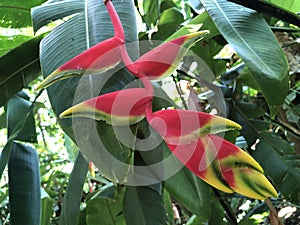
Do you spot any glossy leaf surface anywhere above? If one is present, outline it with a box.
[201,0,289,117]
[8,142,41,225]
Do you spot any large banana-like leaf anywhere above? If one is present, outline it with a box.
[32,0,138,182]
[200,0,289,118]
[31,0,84,32]
[0,36,43,106]
[8,142,41,225]
[0,92,36,179]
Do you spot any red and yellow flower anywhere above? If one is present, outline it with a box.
[38,0,278,200]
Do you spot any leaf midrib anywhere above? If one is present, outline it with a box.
[209,0,278,79]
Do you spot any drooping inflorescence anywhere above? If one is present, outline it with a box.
[38,0,277,200]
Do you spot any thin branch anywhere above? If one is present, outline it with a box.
[265,198,284,225]
[213,189,238,225]
[172,74,188,110]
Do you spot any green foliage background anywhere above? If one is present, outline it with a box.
[0,0,299,224]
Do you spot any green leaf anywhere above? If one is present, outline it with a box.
[31,0,84,32]
[166,11,219,41]
[8,142,41,225]
[192,38,226,77]
[164,166,213,219]
[85,184,126,225]
[6,91,37,143]
[0,35,43,106]
[123,185,167,225]
[200,0,289,117]
[0,110,5,128]
[259,131,294,154]
[163,190,174,225]
[208,201,227,225]
[0,92,36,179]
[152,7,184,40]
[0,35,33,57]
[41,194,54,225]
[59,152,88,225]
[228,0,300,27]
[143,0,160,26]
[229,101,300,202]
[0,0,46,28]
[64,134,79,162]
[253,139,300,202]
[234,101,264,119]
[267,0,300,13]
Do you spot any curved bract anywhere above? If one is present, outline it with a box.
[116,0,209,80]
[43,0,278,200]
[148,109,241,145]
[37,0,208,89]
[59,88,152,125]
[166,135,278,200]
[36,1,125,90]
[123,31,209,79]
[37,37,123,89]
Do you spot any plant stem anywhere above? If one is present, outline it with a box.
[213,189,238,225]
[172,74,188,110]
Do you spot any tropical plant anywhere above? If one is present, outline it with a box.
[0,0,299,224]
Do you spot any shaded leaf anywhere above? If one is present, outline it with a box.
[253,139,300,202]
[152,7,184,40]
[0,92,36,179]
[8,142,41,225]
[164,165,213,219]
[41,195,54,225]
[31,0,84,32]
[229,101,300,202]
[6,92,37,143]
[143,0,160,26]
[85,184,126,225]
[0,35,43,106]
[123,185,167,225]
[59,152,88,225]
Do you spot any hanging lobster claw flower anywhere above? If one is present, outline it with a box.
[123,31,209,80]
[37,0,125,90]
[59,88,152,125]
[166,135,278,200]
[147,109,242,145]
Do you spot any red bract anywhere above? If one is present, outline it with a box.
[42,0,278,200]
[166,135,278,200]
[59,88,152,125]
[37,1,124,90]
[147,109,241,145]
[122,31,209,80]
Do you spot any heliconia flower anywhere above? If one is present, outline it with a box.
[166,134,278,199]
[122,31,209,80]
[36,0,125,90]
[147,109,242,145]
[59,88,152,125]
